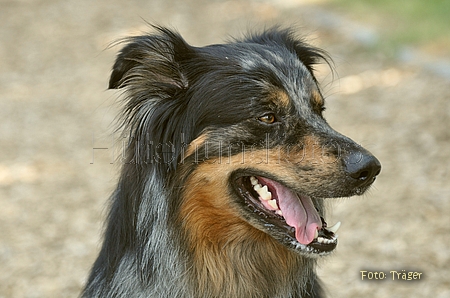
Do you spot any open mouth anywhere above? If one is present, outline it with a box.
[234,175,341,256]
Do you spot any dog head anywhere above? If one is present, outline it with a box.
[109,26,381,257]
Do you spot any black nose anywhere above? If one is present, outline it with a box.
[345,151,381,187]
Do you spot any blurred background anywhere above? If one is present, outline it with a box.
[1,0,449,297]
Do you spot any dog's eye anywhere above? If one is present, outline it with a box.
[258,113,276,124]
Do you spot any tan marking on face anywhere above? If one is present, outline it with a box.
[290,135,339,165]
[277,90,290,107]
[269,89,290,107]
[311,89,324,107]
[179,139,340,247]
[183,133,208,159]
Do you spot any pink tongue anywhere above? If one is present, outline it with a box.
[258,178,322,245]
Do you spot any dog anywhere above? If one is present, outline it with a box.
[82,26,381,298]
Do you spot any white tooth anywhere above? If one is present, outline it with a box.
[314,229,319,239]
[253,184,262,191]
[250,176,258,185]
[317,237,332,244]
[260,191,272,201]
[275,210,283,216]
[326,221,341,233]
[267,199,278,210]
[259,186,272,201]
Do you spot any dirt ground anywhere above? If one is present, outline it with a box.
[1,0,449,297]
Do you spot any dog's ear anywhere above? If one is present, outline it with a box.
[243,27,333,77]
[108,26,192,95]
[109,27,198,169]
